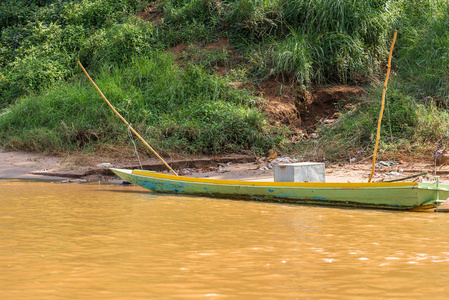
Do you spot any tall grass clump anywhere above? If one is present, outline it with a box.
[269,31,312,86]
[282,0,395,45]
[226,0,284,45]
[228,0,399,86]
[396,0,449,102]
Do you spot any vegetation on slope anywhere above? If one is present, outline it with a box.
[0,0,449,160]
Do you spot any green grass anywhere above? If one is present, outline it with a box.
[1,0,449,159]
[0,54,284,155]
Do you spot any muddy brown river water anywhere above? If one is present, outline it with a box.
[1,180,449,299]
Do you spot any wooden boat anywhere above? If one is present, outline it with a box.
[81,35,449,211]
[111,168,449,210]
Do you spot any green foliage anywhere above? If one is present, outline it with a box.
[164,0,222,24]
[0,0,41,28]
[175,43,233,72]
[0,81,118,152]
[396,0,449,102]
[0,55,283,154]
[1,0,449,158]
[226,0,283,44]
[270,31,312,86]
[0,22,83,106]
[79,19,161,71]
[312,32,377,84]
[61,0,143,28]
[162,0,225,45]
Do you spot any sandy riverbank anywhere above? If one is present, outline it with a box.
[0,151,68,180]
[2,150,448,184]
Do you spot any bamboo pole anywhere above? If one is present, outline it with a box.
[77,61,178,176]
[368,30,397,183]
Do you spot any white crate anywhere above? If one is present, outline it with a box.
[274,162,325,182]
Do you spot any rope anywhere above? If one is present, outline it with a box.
[127,125,143,170]
[77,61,178,176]
[433,133,449,175]
[434,134,449,159]
[385,89,395,162]
[434,144,446,162]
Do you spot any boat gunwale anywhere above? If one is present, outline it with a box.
[119,169,422,189]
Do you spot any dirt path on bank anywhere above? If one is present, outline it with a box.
[2,150,449,184]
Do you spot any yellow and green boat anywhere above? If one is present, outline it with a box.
[111,168,449,210]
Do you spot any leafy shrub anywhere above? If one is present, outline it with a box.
[0,0,147,106]
[61,0,145,28]
[79,20,160,71]
[0,22,84,106]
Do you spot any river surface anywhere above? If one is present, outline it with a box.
[1,180,449,299]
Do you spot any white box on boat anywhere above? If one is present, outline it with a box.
[274,162,325,182]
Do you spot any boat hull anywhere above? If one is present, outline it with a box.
[111,169,449,210]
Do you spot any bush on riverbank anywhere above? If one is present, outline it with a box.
[1,0,449,159]
[302,82,449,160]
